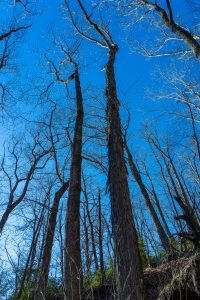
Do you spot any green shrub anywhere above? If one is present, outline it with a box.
[137,238,149,269]
[9,278,63,300]
[86,269,102,288]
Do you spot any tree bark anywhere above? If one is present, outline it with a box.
[84,191,99,272]
[98,190,105,283]
[83,205,91,284]
[105,46,145,300]
[64,65,84,300]
[65,1,145,297]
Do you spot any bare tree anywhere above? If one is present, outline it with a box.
[0,133,52,234]
[82,174,99,273]
[145,128,200,248]
[62,53,84,300]
[0,1,34,107]
[116,0,200,59]
[124,138,171,252]
[17,196,47,299]
[65,1,145,298]
[39,41,84,298]
[34,181,69,300]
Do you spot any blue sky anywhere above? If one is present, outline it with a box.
[14,0,197,132]
[14,0,163,137]
[0,0,198,200]
[1,0,199,179]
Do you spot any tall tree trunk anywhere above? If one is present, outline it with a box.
[155,149,186,237]
[83,205,91,284]
[64,65,84,300]
[84,190,99,272]
[144,166,172,238]
[82,175,99,272]
[98,190,105,283]
[34,182,69,300]
[167,151,195,212]
[86,204,99,272]
[0,206,13,234]
[151,183,172,239]
[124,142,171,253]
[65,1,145,297]
[105,46,145,300]
[17,206,45,299]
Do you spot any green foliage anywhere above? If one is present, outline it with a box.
[137,238,149,269]
[170,236,194,252]
[8,278,63,300]
[105,257,114,280]
[86,269,103,288]
[84,258,115,289]
[45,278,63,299]
[9,284,34,300]
[105,265,114,280]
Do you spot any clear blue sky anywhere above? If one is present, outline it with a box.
[15,0,197,130]
[15,0,169,138]
[1,0,199,161]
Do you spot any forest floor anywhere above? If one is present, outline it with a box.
[84,250,200,300]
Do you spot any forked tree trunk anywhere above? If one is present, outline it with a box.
[124,142,171,253]
[105,46,145,300]
[34,182,69,300]
[64,65,84,300]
